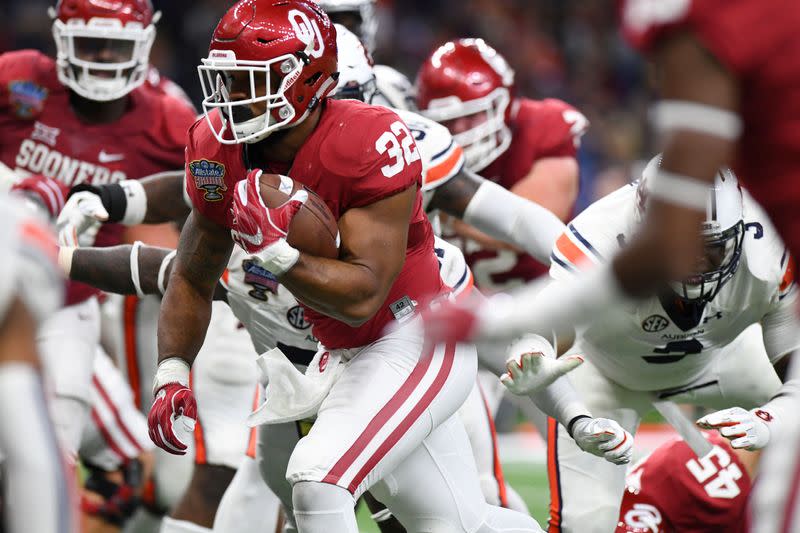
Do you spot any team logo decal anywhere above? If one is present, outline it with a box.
[30,121,60,147]
[318,351,329,372]
[286,305,311,330]
[642,314,669,332]
[189,159,227,201]
[8,80,48,119]
[242,259,279,301]
[289,9,324,59]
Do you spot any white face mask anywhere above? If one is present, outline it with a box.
[421,87,512,172]
[197,50,306,145]
[52,15,156,102]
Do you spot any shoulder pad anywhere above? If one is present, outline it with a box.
[393,109,464,192]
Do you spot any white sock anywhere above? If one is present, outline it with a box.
[159,516,211,533]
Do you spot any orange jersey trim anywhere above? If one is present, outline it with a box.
[424,145,464,187]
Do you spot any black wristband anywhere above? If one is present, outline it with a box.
[567,415,592,438]
[69,182,128,223]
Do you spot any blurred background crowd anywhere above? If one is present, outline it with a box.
[2,0,654,211]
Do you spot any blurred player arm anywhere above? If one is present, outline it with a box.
[157,210,233,365]
[280,186,415,327]
[613,32,740,297]
[427,167,565,263]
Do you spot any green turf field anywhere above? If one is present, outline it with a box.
[355,462,550,532]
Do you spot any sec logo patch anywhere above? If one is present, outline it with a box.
[642,314,669,332]
[286,305,311,330]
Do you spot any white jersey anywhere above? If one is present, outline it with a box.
[392,108,465,211]
[223,247,319,361]
[550,184,800,391]
[372,64,415,111]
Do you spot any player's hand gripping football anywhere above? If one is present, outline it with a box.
[697,406,777,450]
[500,334,584,395]
[230,169,307,275]
[571,417,633,465]
[56,188,108,247]
[147,358,197,455]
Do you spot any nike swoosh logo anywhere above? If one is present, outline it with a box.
[234,227,263,247]
[98,150,125,163]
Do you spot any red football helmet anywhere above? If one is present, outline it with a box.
[416,38,515,172]
[198,0,339,145]
[50,0,158,101]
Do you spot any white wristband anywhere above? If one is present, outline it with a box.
[119,180,148,226]
[651,100,743,141]
[157,250,177,295]
[130,241,145,298]
[648,170,710,211]
[152,357,190,396]
[58,246,75,277]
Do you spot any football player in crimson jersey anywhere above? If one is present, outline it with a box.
[615,432,756,533]
[0,0,196,474]
[416,38,589,292]
[148,1,542,531]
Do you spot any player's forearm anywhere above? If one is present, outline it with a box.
[474,266,628,342]
[529,374,592,429]
[281,254,395,327]
[65,244,174,295]
[463,180,565,263]
[157,273,213,366]
[140,171,191,223]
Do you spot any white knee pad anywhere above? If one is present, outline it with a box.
[292,481,358,533]
[159,516,211,533]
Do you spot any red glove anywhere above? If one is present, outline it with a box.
[230,169,306,253]
[147,382,197,456]
[10,174,69,218]
[421,298,479,347]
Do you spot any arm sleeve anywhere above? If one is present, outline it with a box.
[463,179,566,263]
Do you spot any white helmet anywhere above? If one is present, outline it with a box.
[637,154,745,302]
[331,24,377,103]
[317,0,378,52]
[50,0,159,102]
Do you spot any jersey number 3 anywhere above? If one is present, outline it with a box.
[376,120,421,178]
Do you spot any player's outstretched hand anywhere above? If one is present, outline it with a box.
[148,382,197,455]
[56,189,108,247]
[572,417,633,465]
[697,406,776,450]
[421,297,479,347]
[230,169,306,275]
[501,334,583,395]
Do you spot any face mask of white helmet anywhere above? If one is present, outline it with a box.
[637,156,745,303]
[50,9,158,102]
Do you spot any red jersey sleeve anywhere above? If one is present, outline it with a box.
[184,114,241,228]
[522,98,588,159]
[320,105,424,209]
[0,50,55,116]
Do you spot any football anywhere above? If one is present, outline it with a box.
[257,172,340,259]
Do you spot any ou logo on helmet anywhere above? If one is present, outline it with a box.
[289,9,325,59]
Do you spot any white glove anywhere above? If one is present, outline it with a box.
[571,417,633,465]
[56,191,108,247]
[500,334,584,395]
[696,406,777,450]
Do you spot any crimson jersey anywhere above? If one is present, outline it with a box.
[185,98,443,349]
[448,97,586,292]
[620,0,800,276]
[0,49,196,304]
[616,432,751,533]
